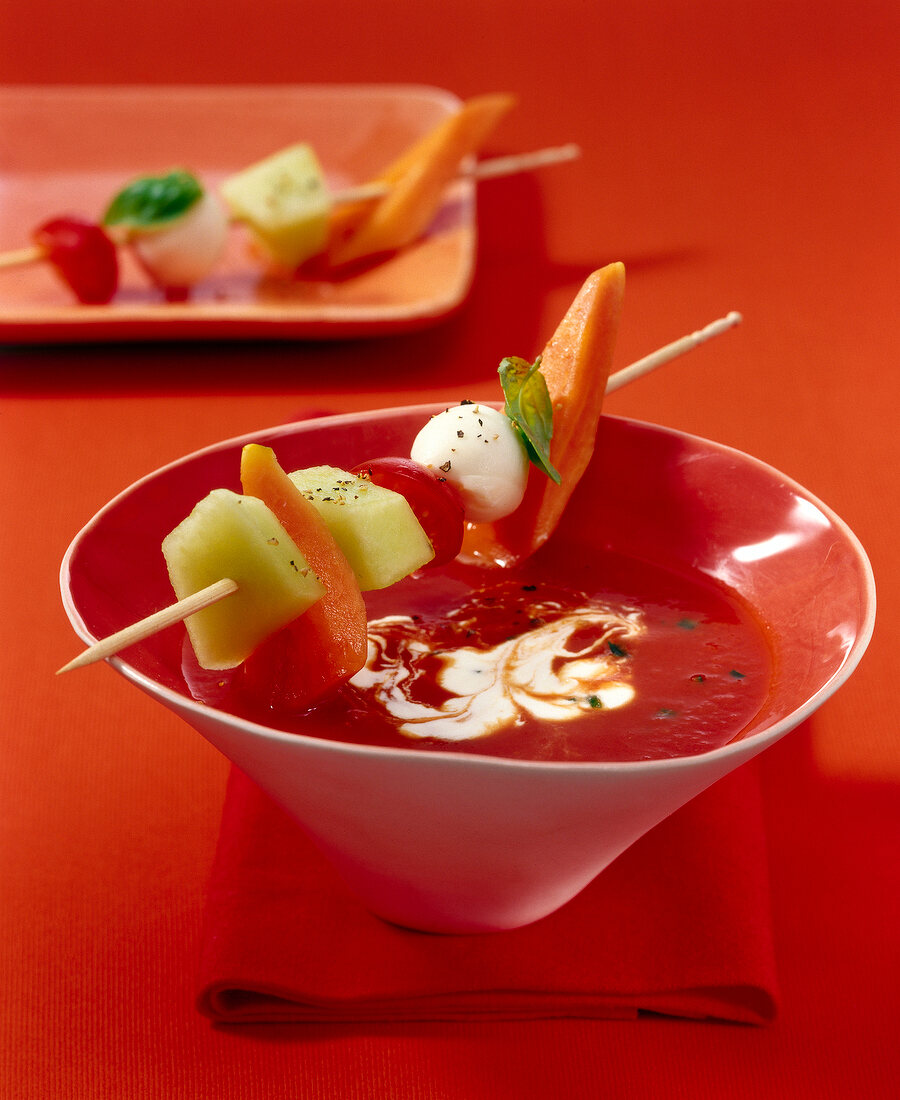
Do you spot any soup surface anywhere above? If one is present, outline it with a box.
[198,540,773,763]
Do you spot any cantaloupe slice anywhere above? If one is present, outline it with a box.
[463,262,626,565]
[326,93,516,267]
[238,444,368,710]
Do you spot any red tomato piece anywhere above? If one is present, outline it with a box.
[32,216,119,304]
[351,457,465,567]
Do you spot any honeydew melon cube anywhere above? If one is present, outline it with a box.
[161,488,325,670]
[288,465,434,591]
[220,143,332,268]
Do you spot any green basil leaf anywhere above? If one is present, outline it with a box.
[498,354,561,484]
[103,170,203,231]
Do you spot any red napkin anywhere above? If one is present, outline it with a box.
[197,761,778,1026]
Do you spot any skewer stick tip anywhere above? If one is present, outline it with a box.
[56,577,238,675]
[606,310,744,394]
[0,244,45,270]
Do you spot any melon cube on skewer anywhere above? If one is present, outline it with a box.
[288,465,434,591]
[161,489,325,670]
[220,143,332,269]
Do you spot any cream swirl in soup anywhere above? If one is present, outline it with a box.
[352,603,642,742]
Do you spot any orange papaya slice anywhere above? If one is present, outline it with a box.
[327,93,516,268]
[464,262,626,565]
[238,444,368,711]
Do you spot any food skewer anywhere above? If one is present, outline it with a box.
[0,144,581,275]
[56,310,741,676]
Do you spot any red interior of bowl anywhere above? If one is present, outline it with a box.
[62,411,874,741]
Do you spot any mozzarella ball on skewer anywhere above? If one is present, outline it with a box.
[131,190,229,290]
[410,403,530,523]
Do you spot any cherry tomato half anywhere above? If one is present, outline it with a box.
[351,457,465,567]
[32,216,119,305]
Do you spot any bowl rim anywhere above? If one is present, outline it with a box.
[59,407,877,775]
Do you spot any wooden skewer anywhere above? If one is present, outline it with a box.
[56,310,740,675]
[1,145,581,272]
[57,577,238,675]
[464,143,581,181]
[605,311,742,393]
[0,245,43,269]
[336,143,581,203]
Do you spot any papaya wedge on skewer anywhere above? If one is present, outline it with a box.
[238,444,369,711]
[463,262,626,566]
[326,93,516,268]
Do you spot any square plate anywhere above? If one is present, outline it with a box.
[0,84,475,343]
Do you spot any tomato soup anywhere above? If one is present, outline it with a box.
[207,540,774,763]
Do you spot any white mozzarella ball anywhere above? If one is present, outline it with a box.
[411,403,529,523]
[132,190,229,289]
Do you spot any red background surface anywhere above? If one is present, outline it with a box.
[1,1,897,1096]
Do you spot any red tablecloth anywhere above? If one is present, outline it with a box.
[1,0,897,1096]
[197,765,777,1026]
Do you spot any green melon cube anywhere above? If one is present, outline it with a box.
[220,143,332,268]
[288,465,434,591]
[161,488,325,669]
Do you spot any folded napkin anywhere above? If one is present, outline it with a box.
[197,761,778,1026]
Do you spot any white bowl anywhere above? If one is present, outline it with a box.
[60,408,875,932]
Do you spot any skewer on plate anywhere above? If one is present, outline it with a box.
[56,310,742,675]
[0,144,581,280]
